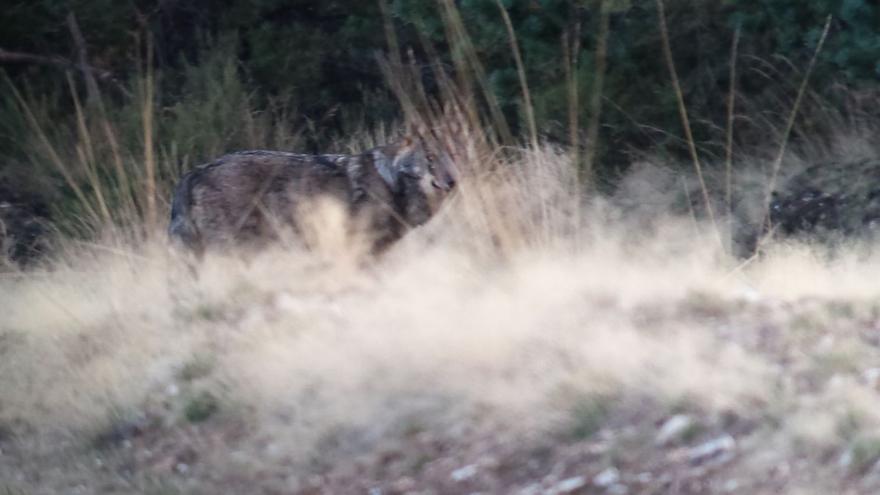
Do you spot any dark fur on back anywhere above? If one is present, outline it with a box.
[168,139,456,256]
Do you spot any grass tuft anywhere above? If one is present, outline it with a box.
[183,392,219,423]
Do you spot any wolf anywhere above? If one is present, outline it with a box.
[167,135,457,257]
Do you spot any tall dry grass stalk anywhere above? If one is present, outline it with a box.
[68,73,112,226]
[762,16,833,221]
[737,16,832,260]
[561,11,581,174]
[583,0,610,186]
[725,26,741,253]
[5,78,101,228]
[377,0,402,69]
[725,27,740,224]
[654,0,719,247]
[141,36,158,232]
[436,0,513,145]
[494,0,538,150]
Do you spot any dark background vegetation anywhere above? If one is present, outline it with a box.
[0,0,879,241]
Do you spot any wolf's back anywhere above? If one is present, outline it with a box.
[167,151,360,253]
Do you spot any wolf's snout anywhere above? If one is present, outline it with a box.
[432,177,456,192]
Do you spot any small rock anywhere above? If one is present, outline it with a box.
[688,435,736,465]
[265,443,282,457]
[839,449,854,469]
[554,476,587,493]
[166,383,180,397]
[863,368,880,389]
[368,489,383,495]
[175,462,189,474]
[735,286,761,303]
[452,464,478,482]
[635,472,652,484]
[723,479,740,492]
[593,467,620,487]
[391,477,415,492]
[818,335,835,351]
[608,484,628,495]
[656,415,694,446]
[518,483,541,495]
[772,462,791,479]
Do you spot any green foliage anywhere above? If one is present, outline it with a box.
[568,393,613,440]
[2,0,880,231]
[849,435,880,474]
[1,42,302,236]
[177,354,215,382]
[728,0,880,83]
[3,1,879,151]
[183,391,219,423]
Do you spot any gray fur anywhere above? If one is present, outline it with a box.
[167,139,456,256]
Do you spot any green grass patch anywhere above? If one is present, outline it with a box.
[177,354,215,382]
[568,394,614,441]
[183,391,219,423]
[849,436,880,474]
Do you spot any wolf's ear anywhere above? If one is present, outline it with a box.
[394,147,423,177]
[372,151,399,188]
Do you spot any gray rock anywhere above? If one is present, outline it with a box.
[451,464,478,482]
[688,435,736,465]
[656,415,695,446]
[609,484,628,495]
[518,483,542,495]
[593,467,620,487]
[553,476,588,493]
[863,368,880,389]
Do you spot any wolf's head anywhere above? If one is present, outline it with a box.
[372,133,459,223]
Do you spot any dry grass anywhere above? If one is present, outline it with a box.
[4,4,880,491]
[3,144,880,493]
